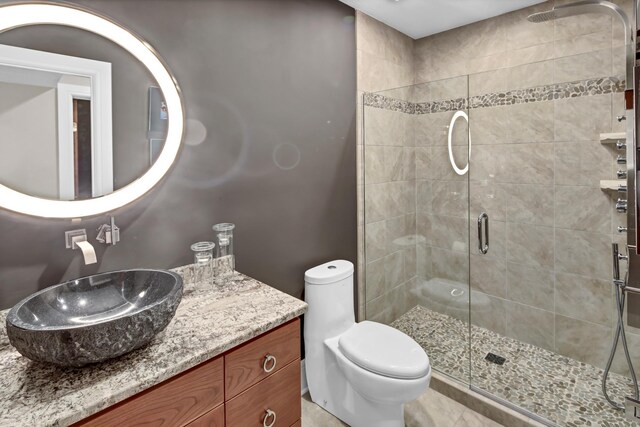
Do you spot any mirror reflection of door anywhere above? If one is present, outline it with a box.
[0,43,113,200]
[58,75,93,200]
[73,98,92,200]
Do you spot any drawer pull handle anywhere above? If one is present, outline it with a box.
[263,409,277,427]
[263,354,277,373]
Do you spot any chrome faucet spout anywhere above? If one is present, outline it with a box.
[74,239,97,265]
[65,229,97,265]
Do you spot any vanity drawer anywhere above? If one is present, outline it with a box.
[225,359,301,427]
[76,357,224,427]
[290,420,301,427]
[186,404,225,427]
[225,318,300,399]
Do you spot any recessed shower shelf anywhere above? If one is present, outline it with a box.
[600,132,626,144]
[600,179,627,192]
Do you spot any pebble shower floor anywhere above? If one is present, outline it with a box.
[392,306,637,427]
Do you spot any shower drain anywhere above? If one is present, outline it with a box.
[485,352,506,365]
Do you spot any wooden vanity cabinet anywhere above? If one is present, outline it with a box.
[185,404,225,427]
[75,318,301,427]
[225,318,300,399]
[226,359,300,427]
[75,357,224,427]
[224,318,301,427]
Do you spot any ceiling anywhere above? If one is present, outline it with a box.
[339,0,547,39]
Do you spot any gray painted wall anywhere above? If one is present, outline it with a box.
[0,0,357,309]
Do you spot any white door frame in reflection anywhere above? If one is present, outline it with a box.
[0,3,184,218]
[57,79,98,199]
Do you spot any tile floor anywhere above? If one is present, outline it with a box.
[301,389,503,427]
[392,305,638,427]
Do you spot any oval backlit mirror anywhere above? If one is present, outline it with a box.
[0,2,184,218]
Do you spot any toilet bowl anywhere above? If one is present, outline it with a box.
[304,260,431,427]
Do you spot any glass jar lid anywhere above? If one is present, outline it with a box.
[212,223,235,232]
[190,241,215,252]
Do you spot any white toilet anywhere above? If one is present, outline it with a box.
[304,260,431,427]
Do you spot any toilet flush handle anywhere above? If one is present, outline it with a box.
[263,354,277,373]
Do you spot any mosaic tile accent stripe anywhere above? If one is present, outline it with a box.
[364,76,625,115]
[392,305,638,427]
[467,76,625,110]
[363,92,415,114]
[415,97,467,114]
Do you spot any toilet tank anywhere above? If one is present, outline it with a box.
[304,260,355,342]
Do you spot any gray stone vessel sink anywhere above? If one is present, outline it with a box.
[6,269,183,367]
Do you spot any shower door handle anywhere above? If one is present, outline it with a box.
[477,213,489,254]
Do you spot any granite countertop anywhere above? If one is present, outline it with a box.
[0,266,308,427]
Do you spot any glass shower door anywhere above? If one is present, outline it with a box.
[466,47,634,426]
[465,62,560,422]
[409,75,472,384]
[362,75,472,386]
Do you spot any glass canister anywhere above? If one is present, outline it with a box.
[190,241,215,286]
[212,223,235,269]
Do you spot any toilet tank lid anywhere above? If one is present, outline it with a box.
[305,260,354,285]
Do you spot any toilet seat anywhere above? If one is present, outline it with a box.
[338,321,429,380]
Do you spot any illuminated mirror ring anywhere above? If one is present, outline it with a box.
[0,3,184,218]
[447,110,470,176]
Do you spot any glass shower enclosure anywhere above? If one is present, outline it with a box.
[363,48,636,426]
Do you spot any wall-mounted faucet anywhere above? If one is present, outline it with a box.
[64,229,97,265]
[97,217,120,246]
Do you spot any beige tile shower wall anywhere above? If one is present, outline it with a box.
[363,106,417,324]
[410,77,472,330]
[413,0,630,85]
[356,12,414,93]
[356,11,415,321]
[411,0,636,374]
